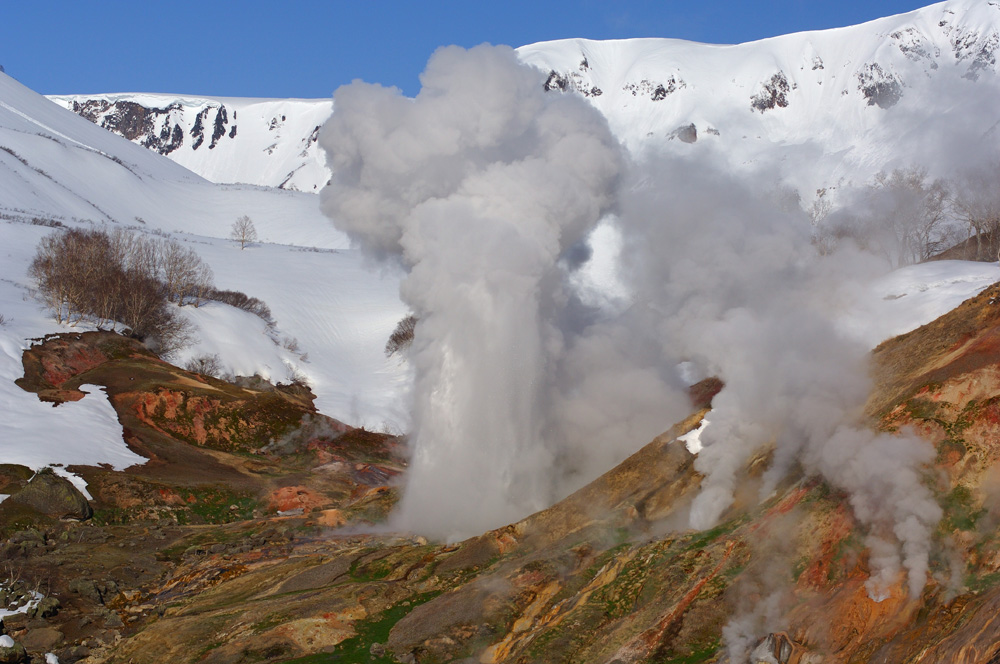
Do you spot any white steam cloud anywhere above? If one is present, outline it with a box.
[320,44,942,599]
[320,44,627,538]
[603,158,941,599]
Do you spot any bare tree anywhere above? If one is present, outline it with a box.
[28,228,115,325]
[134,237,215,306]
[28,233,69,324]
[110,228,158,275]
[950,162,1000,261]
[158,240,198,304]
[868,168,949,266]
[813,169,953,267]
[189,262,215,307]
[231,215,258,250]
[820,168,949,267]
[27,227,195,357]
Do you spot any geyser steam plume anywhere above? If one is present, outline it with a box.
[320,43,942,600]
[320,44,623,538]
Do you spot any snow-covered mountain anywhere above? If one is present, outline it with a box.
[519,0,1000,196]
[48,94,332,191]
[52,0,1000,202]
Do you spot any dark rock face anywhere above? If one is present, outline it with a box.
[857,63,903,109]
[191,108,208,150]
[952,29,1000,80]
[669,123,698,143]
[101,101,152,141]
[751,72,791,112]
[544,71,568,92]
[543,70,602,97]
[69,99,232,155]
[623,76,684,101]
[159,122,184,155]
[210,106,228,149]
[891,27,938,64]
[7,468,92,520]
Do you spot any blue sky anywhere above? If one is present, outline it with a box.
[4,1,936,98]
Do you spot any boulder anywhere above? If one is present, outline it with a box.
[18,625,62,652]
[68,579,117,606]
[7,469,91,520]
[0,636,27,664]
[26,597,60,619]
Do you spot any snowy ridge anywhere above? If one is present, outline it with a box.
[49,0,1000,202]
[517,0,1000,195]
[49,93,332,192]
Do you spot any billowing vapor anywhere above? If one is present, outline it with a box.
[320,45,943,603]
[320,44,625,538]
[604,159,941,600]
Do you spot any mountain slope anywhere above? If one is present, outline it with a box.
[48,94,332,192]
[0,70,407,437]
[21,280,1000,664]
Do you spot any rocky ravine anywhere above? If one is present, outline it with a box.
[7,283,1000,663]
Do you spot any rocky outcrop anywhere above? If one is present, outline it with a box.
[544,70,603,97]
[669,123,698,143]
[951,26,1000,80]
[622,76,685,100]
[70,99,232,156]
[857,62,903,108]
[751,72,791,112]
[16,332,155,403]
[54,94,332,191]
[7,467,91,520]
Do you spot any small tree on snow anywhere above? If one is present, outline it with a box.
[231,215,258,250]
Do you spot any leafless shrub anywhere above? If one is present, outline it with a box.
[284,367,309,387]
[30,217,63,228]
[385,314,417,357]
[206,288,274,324]
[185,353,223,378]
